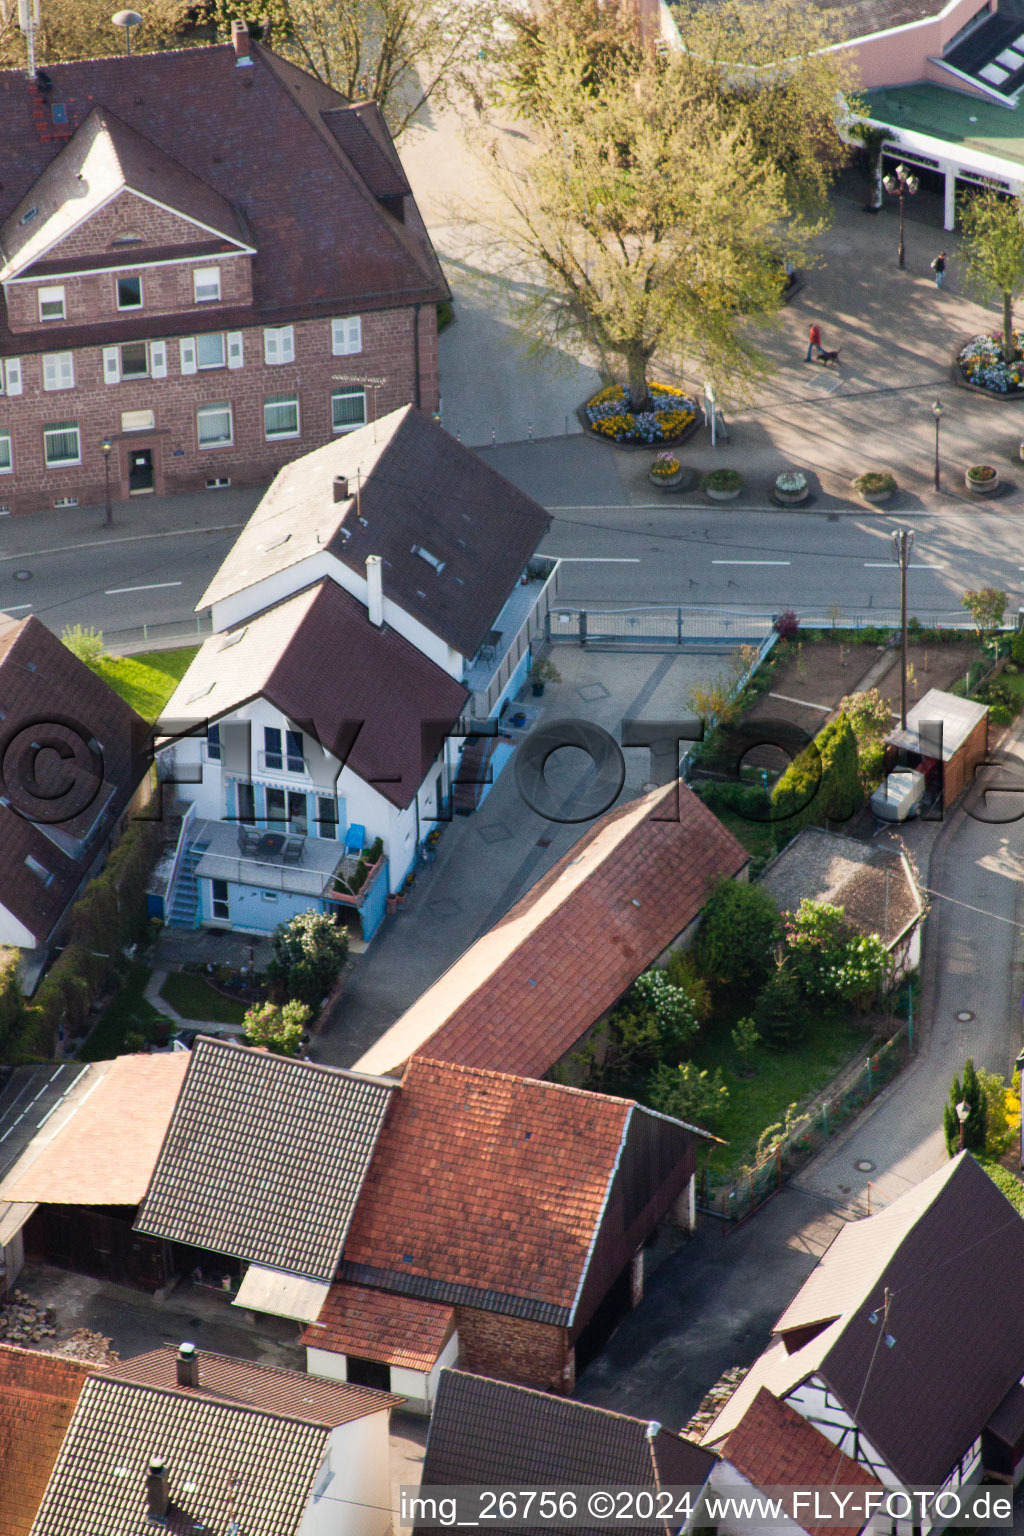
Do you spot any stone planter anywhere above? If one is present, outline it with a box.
[649,470,683,490]
[966,466,1000,495]
[860,488,893,506]
[774,473,809,506]
[705,485,742,502]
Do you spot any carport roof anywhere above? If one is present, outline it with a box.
[862,84,1024,169]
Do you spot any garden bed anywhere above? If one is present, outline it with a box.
[579,381,701,448]
[955,333,1024,397]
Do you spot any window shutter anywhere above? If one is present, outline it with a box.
[280,325,295,363]
[4,358,21,396]
[149,339,168,379]
[263,328,279,365]
[179,337,197,375]
[331,316,362,355]
[227,331,244,370]
[103,346,121,385]
[43,355,57,391]
[346,316,362,353]
[61,354,74,388]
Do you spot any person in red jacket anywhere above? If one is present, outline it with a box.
[806,322,824,362]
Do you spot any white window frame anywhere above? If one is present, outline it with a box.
[264,392,300,440]
[263,325,295,366]
[0,430,11,475]
[196,332,226,371]
[43,419,81,467]
[116,273,143,311]
[196,401,233,449]
[121,409,155,433]
[119,339,149,380]
[193,266,221,303]
[38,285,66,322]
[331,316,362,355]
[332,387,366,433]
[42,351,74,392]
[3,359,22,396]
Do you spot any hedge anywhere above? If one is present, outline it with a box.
[770,713,861,844]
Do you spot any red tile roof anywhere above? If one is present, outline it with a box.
[356,782,748,1078]
[0,43,446,356]
[339,1059,632,1315]
[302,1283,455,1371]
[0,616,148,946]
[0,1343,95,1536]
[721,1390,879,1536]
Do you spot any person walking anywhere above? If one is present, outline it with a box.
[931,251,947,288]
[806,322,824,362]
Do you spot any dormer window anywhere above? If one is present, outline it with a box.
[38,286,65,322]
[25,854,53,886]
[116,275,142,310]
[193,266,221,304]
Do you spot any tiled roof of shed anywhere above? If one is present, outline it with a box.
[134,1038,396,1280]
[355,781,748,1079]
[0,1345,94,1536]
[302,1284,455,1371]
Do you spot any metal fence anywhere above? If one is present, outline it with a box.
[103,613,213,655]
[547,605,1006,649]
[703,1016,915,1226]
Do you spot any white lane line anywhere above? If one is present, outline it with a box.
[769,692,831,712]
[864,562,944,569]
[545,556,641,562]
[712,559,791,566]
[3,603,31,612]
[105,580,183,595]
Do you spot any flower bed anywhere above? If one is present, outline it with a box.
[958,332,1024,394]
[583,381,699,445]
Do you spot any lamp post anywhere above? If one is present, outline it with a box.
[882,163,919,270]
[931,400,943,492]
[956,1099,969,1152]
[101,437,113,527]
[891,528,914,729]
[111,9,142,54]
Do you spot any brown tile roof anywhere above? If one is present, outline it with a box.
[321,103,411,200]
[0,42,445,357]
[721,1389,879,1536]
[0,615,147,947]
[813,0,944,41]
[0,1343,94,1536]
[199,406,552,660]
[338,1059,632,1321]
[302,1283,455,1371]
[109,1344,401,1424]
[29,1375,331,1536]
[418,1370,716,1536]
[1,1055,189,1207]
[356,782,748,1078]
[759,830,922,948]
[135,1038,397,1281]
[162,578,468,810]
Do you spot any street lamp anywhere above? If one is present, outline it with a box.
[111,9,142,54]
[882,163,919,270]
[956,1099,970,1152]
[891,528,914,730]
[931,400,943,492]
[101,437,113,527]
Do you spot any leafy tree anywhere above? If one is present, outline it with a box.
[694,880,781,996]
[783,899,890,1011]
[0,0,195,66]
[266,911,348,1011]
[771,712,861,840]
[646,1060,729,1133]
[977,1067,1017,1157]
[731,1015,760,1075]
[661,949,712,1026]
[959,188,1024,363]
[243,998,311,1056]
[839,688,892,788]
[961,586,1007,637]
[943,1058,987,1156]
[209,0,499,136]
[61,625,106,666]
[499,0,639,118]
[592,968,699,1083]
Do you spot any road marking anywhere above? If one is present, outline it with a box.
[769,692,831,712]
[545,556,641,562]
[864,562,944,569]
[712,559,791,566]
[105,581,183,595]
[2,603,31,612]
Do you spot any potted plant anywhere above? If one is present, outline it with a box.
[774,470,808,506]
[530,657,561,696]
[966,463,1000,495]
[852,470,896,506]
[701,468,745,502]
[649,451,683,489]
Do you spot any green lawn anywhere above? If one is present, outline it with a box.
[690,1011,870,1176]
[91,646,199,721]
[160,971,247,1024]
[78,963,167,1061]
[713,808,776,868]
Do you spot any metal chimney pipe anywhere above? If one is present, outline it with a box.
[366,554,383,628]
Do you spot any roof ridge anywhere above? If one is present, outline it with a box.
[89,1371,340,1434]
[193,1034,399,1088]
[441,1368,667,1433]
[411,1056,635,1109]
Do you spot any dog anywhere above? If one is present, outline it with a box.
[818,347,841,368]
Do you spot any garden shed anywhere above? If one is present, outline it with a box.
[884,689,988,809]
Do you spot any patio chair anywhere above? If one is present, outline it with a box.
[237,826,260,856]
[344,823,366,855]
[282,835,305,866]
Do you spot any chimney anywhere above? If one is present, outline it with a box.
[366,554,383,628]
[333,474,349,503]
[146,1456,169,1523]
[231,19,252,64]
[175,1341,199,1389]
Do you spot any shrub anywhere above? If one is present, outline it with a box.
[267,911,348,1010]
[852,471,896,497]
[753,961,806,1047]
[701,468,745,493]
[1011,632,1024,666]
[661,949,712,1026]
[774,610,799,640]
[242,998,311,1056]
[943,1058,987,1156]
[367,836,384,864]
[977,1068,1016,1156]
[771,713,861,840]
[596,969,700,1083]
[962,587,1007,634]
[645,1061,729,1133]
[697,780,769,819]
[989,703,1014,726]
[60,624,107,665]
[694,880,781,995]
[975,679,1021,715]
[650,451,681,479]
[966,464,997,483]
[783,899,890,1011]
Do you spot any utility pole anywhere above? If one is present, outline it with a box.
[891,528,914,729]
[18,0,40,78]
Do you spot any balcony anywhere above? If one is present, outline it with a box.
[191,818,346,899]
[462,558,559,719]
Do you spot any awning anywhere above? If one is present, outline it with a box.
[0,1201,37,1248]
[232,1263,332,1322]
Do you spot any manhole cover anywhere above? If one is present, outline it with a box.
[855,1160,875,1173]
[12,569,31,581]
[477,822,511,844]
[956,1010,975,1022]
